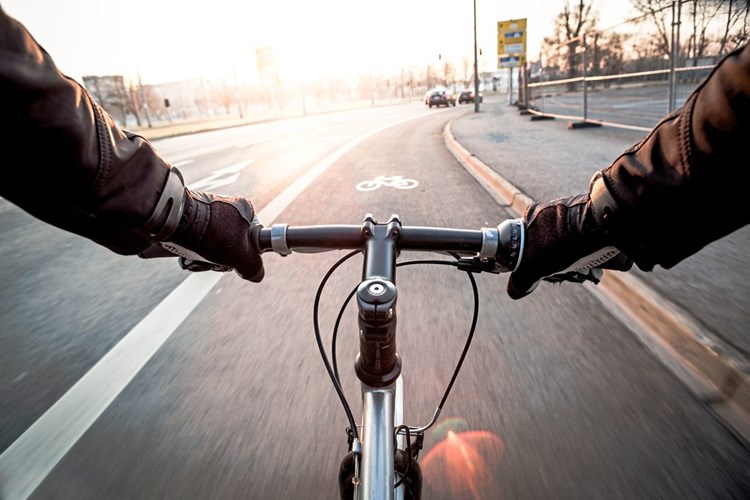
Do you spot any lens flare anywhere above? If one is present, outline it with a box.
[430,417,470,442]
[421,428,505,500]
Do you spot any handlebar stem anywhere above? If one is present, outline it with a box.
[355,214,402,387]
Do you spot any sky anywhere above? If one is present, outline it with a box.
[2,0,637,85]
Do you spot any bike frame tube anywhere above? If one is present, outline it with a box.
[357,383,396,500]
[395,376,405,500]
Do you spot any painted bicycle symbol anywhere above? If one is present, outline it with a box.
[355,175,419,191]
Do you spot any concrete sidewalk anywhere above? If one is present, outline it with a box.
[446,94,750,441]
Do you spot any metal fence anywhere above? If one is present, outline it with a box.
[522,0,748,131]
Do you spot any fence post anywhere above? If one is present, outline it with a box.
[669,1,677,112]
[582,32,588,122]
[668,0,682,112]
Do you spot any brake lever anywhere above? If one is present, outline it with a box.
[178,257,232,274]
[542,250,632,285]
[456,256,501,274]
[543,268,604,285]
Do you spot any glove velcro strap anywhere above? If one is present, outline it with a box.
[141,167,186,241]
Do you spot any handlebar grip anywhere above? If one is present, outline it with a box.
[494,219,524,272]
[250,223,264,253]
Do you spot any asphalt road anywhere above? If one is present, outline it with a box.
[1,102,749,499]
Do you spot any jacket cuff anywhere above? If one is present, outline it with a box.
[138,167,186,241]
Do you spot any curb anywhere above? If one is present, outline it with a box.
[443,118,750,445]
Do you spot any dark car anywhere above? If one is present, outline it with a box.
[457,89,483,104]
[427,90,455,108]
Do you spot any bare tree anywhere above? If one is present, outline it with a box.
[443,61,456,87]
[462,56,471,86]
[544,1,598,81]
[714,0,750,56]
[686,0,722,62]
[127,83,142,127]
[82,75,140,127]
[141,84,165,119]
[632,0,749,63]
[726,0,750,50]
[424,63,437,88]
[586,30,628,84]
[632,0,673,58]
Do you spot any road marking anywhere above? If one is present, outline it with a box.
[355,175,419,191]
[189,160,254,191]
[172,159,194,168]
[0,109,434,500]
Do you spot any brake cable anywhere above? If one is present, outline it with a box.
[314,252,482,448]
[313,250,361,440]
[395,257,480,434]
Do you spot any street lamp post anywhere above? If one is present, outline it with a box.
[473,0,480,112]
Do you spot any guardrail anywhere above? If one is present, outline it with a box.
[514,0,745,131]
[526,65,714,131]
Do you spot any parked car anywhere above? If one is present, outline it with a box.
[457,89,483,104]
[426,90,455,108]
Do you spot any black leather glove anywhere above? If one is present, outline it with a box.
[136,166,264,282]
[165,189,265,282]
[507,174,632,300]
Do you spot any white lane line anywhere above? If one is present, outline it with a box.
[0,271,222,500]
[189,160,254,191]
[0,109,434,500]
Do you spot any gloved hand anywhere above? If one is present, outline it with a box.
[507,192,631,300]
[151,189,265,282]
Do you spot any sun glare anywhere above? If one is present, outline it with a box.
[422,428,505,499]
[3,0,638,86]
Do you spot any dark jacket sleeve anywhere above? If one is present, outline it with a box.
[602,42,750,270]
[0,7,172,255]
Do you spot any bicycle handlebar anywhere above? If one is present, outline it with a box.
[252,214,525,273]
